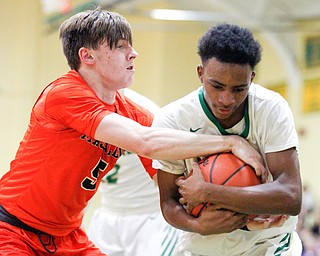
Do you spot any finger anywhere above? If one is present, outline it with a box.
[251,163,268,183]
[271,218,285,228]
[185,206,192,214]
[206,204,222,211]
[175,176,185,186]
[260,165,268,183]
[233,214,249,229]
[192,162,202,174]
[270,215,287,228]
[246,219,269,231]
[263,219,271,228]
[179,197,185,205]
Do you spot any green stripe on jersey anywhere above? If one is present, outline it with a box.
[161,225,179,256]
[274,233,291,255]
[198,87,250,138]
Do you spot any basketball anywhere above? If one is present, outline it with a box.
[190,153,261,217]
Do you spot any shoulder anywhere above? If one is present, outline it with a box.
[34,71,106,121]
[248,83,297,138]
[153,88,201,128]
[249,83,289,112]
[161,88,200,113]
[249,83,284,101]
[40,70,94,102]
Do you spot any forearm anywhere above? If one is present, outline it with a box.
[181,148,302,216]
[95,114,266,179]
[213,150,302,216]
[157,170,249,235]
[138,128,233,160]
[95,114,233,160]
[162,196,249,236]
[199,181,301,216]
[161,198,199,233]
[157,170,203,234]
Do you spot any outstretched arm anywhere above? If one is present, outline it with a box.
[95,113,267,180]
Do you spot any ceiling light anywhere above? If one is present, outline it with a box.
[149,9,227,21]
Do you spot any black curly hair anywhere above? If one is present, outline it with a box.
[198,23,262,69]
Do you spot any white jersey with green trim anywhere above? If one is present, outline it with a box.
[152,83,301,255]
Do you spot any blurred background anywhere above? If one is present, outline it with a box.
[1,0,320,253]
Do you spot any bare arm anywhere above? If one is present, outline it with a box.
[157,169,248,236]
[178,148,302,216]
[94,113,267,179]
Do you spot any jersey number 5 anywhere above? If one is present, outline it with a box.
[81,159,108,191]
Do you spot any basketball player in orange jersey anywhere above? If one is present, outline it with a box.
[153,23,302,255]
[0,8,266,256]
[87,89,181,256]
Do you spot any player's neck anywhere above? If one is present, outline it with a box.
[78,69,117,104]
[217,100,245,129]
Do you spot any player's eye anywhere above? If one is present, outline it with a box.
[212,85,223,90]
[234,88,245,92]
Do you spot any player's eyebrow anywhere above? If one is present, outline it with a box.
[209,79,248,88]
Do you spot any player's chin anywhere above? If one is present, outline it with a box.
[121,75,135,86]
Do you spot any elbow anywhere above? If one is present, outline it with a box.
[291,196,302,216]
[287,199,301,216]
[132,136,157,159]
[134,132,162,159]
[133,143,153,159]
[286,188,302,216]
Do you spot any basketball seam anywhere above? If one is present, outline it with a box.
[196,203,208,218]
[209,153,221,183]
[222,164,249,185]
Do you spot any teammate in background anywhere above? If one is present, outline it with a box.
[88,89,180,256]
[0,8,266,255]
[153,23,303,255]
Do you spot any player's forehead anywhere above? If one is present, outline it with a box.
[203,58,252,84]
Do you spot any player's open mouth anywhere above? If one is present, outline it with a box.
[127,65,134,71]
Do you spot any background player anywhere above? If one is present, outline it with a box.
[153,23,302,255]
[87,89,180,256]
[0,8,266,255]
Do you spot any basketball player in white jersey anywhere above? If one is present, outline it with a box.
[88,89,180,256]
[152,23,302,255]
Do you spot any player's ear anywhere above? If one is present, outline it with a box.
[250,71,256,82]
[79,47,95,65]
[197,65,204,83]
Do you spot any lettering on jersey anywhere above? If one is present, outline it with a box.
[105,164,120,184]
[80,134,124,158]
[101,151,132,184]
[81,158,108,191]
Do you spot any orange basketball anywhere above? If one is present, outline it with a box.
[190,153,261,217]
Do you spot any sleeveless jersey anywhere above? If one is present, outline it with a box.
[0,71,154,236]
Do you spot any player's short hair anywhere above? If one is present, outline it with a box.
[59,7,133,70]
[198,23,262,69]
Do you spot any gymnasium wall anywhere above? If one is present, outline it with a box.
[1,1,320,206]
